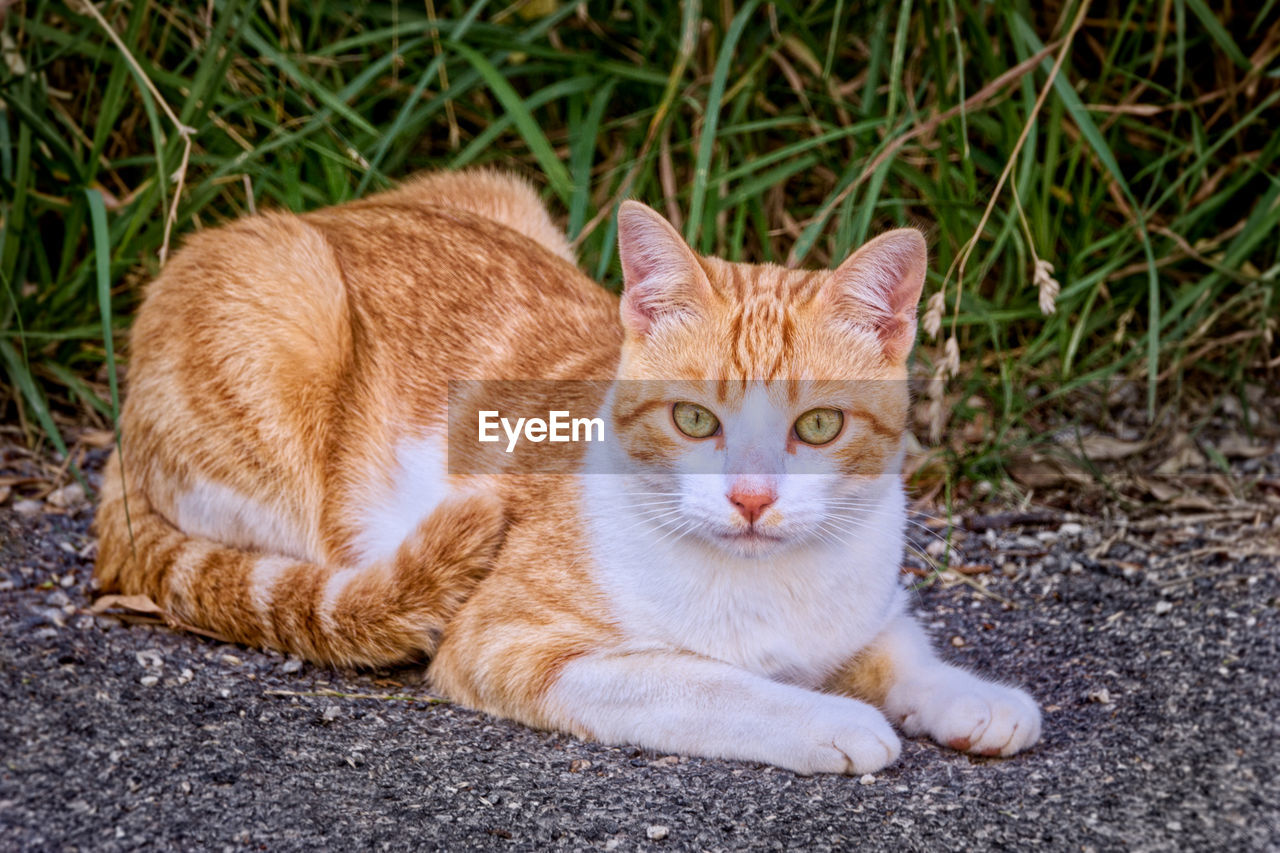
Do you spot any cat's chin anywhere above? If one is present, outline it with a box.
[704,527,793,559]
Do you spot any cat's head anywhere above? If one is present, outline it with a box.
[608,201,926,557]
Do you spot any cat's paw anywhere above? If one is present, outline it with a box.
[894,676,1041,757]
[785,699,902,776]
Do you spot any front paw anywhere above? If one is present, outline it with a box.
[894,676,1042,757]
[784,698,902,776]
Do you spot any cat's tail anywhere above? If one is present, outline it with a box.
[93,454,505,668]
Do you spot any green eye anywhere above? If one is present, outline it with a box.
[672,402,720,439]
[794,408,843,445]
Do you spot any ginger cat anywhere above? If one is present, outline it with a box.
[95,170,1041,774]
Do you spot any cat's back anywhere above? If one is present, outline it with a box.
[133,172,621,416]
[117,171,621,562]
[299,198,619,381]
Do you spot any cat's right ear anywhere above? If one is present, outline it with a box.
[617,201,713,336]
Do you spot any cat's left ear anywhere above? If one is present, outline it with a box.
[825,229,928,361]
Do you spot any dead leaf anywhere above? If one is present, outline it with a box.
[1216,435,1274,459]
[91,594,164,616]
[1007,451,1092,488]
[1076,434,1147,461]
[92,593,237,644]
[1203,473,1236,498]
[1135,477,1181,502]
[1153,437,1206,477]
[953,564,993,575]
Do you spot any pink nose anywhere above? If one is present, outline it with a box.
[729,489,776,524]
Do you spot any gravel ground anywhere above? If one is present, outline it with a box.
[2,488,1278,851]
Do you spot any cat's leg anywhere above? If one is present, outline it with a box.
[545,650,902,775]
[826,613,1042,756]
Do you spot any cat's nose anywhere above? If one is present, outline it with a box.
[728,488,776,524]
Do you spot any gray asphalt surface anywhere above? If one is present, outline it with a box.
[2,487,1278,851]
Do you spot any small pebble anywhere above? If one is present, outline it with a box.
[1154,601,1174,615]
[859,774,877,785]
[322,705,342,723]
[33,607,66,628]
[281,657,304,674]
[1058,522,1083,536]
[925,540,956,561]
[177,668,195,685]
[646,825,669,841]
[950,635,966,647]
[139,675,159,687]
[1087,688,1112,705]
[569,759,592,773]
[221,654,243,666]
[13,499,43,516]
[46,483,86,508]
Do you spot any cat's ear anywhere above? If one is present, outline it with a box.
[825,229,928,361]
[617,201,713,336]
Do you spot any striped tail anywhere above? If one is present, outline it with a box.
[93,455,505,668]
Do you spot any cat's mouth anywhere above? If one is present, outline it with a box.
[717,527,785,544]
[708,525,792,557]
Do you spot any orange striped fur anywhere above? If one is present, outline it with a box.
[96,173,1041,772]
[95,170,618,667]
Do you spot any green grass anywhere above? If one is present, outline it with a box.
[2,0,1277,482]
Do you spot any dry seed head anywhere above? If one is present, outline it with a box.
[943,336,960,378]
[1034,259,1059,316]
[923,290,945,340]
[1113,307,1134,346]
